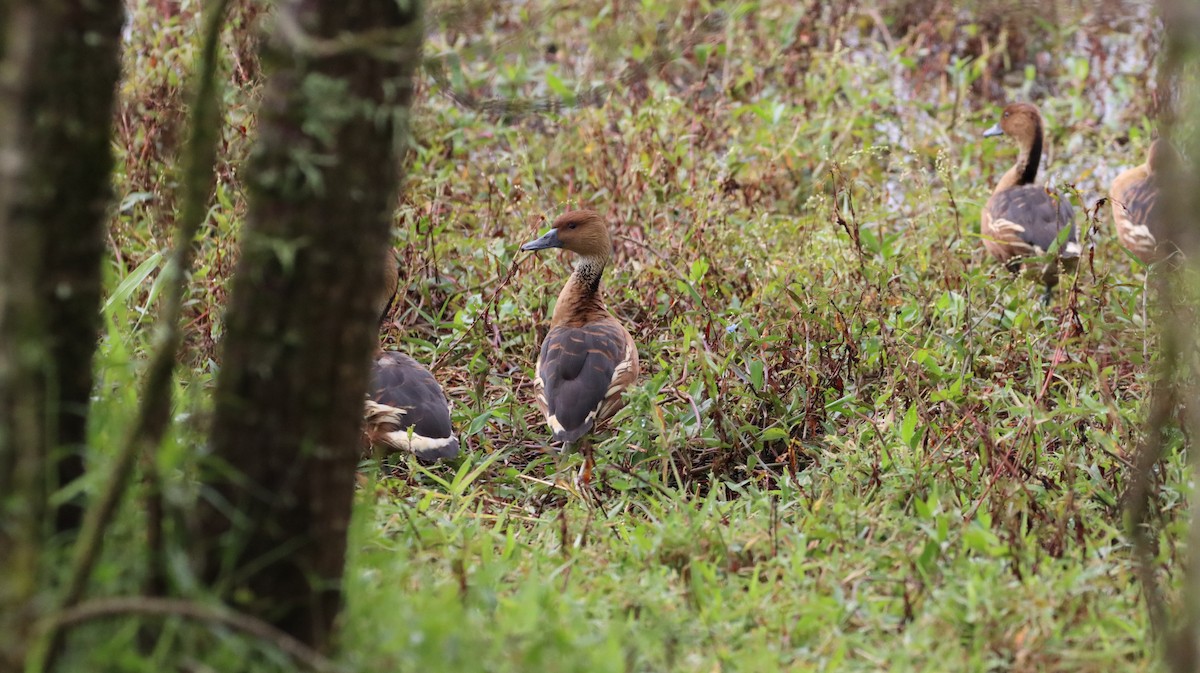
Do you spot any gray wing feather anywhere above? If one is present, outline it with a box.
[988,185,1076,253]
[538,321,630,443]
[369,352,455,447]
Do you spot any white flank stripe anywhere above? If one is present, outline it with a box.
[992,218,1027,236]
[383,429,457,453]
[1124,224,1156,247]
[364,400,407,425]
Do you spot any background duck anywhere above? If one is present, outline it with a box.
[378,248,400,328]
[364,248,458,462]
[1110,138,1182,264]
[981,102,1079,302]
[521,209,639,485]
[364,352,459,461]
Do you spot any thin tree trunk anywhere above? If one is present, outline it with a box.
[0,0,124,668]
[1130,2,1200,671]
[196,0,422,650]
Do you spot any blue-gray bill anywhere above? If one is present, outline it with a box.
[522,228,562,251]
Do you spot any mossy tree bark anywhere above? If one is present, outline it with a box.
[196,0,422,650]
[1132,3,1200,671]
[0,0,124,668]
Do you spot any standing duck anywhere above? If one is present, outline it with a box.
[521,210,639,484]
[364,249,458,461]
[1110,138,1182,264]
[981,102,1079,302]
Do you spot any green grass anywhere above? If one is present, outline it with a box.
[341,464,1153,672]
[75,0,1192,670]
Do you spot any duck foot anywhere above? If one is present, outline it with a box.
[543,440,600,502]
[577,443,594,486]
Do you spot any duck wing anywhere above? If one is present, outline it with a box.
[984,185,1077,259]
[366,351,457,460]
[1111,170,1164,262]
[534,319,638,444]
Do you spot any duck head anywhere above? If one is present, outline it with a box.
[983,102,1043,146]
[521,209,612,259]
[1147,138,1181,175]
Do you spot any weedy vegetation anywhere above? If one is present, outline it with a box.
[80,0,1192,670]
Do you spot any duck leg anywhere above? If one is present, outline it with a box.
[576,437,594,488]
[552,441,572,487]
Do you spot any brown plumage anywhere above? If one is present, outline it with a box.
[364,248,458,461]
[1110,138,1181,264]
[521,210,639,479]
[981,102,1079,301]
[378,248,400,326]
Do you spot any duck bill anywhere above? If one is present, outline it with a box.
[982,123,1004,138]
[521,228,562,251]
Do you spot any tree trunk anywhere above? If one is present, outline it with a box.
[0,0,124,668]
[1134,3,1200,672]
[196,0,422,650]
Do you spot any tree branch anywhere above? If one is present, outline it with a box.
[30,597,346,673]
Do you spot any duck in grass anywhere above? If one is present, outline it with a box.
[981,102,1080,303]
[521,210,639,486]
[363,249,458,462]
[1110,138,1183,265]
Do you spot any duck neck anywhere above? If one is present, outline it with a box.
[1001,125,1044,190]
[552,255,608,325]
[1148,141,1175,176]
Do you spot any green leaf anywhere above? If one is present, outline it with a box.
[749,358,764,391]
[101,251,164,316]
[916,539,941,576]
[761,427,789,442]
[466,410,494,436]
[900,404,919,450]
[118,191,154,213]
[545,71,574,101]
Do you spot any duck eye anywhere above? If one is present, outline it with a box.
[569,223,577,229]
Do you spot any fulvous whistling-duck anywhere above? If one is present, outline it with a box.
[981,102,1080,302]
[364,352,458,461]
[364,249,458,461]
[521,210,639,484]
[1110,138,1182,264]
